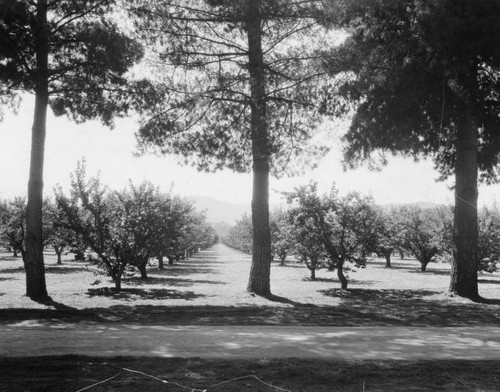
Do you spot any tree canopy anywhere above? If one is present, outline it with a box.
[0,0,144,300]
[287,182,378,289]
[324,0,500,179]
[322,0,500,299]
[129,0,336,296]
[131,0,331,174]
[0,0,143,123]
[55,161,216,290]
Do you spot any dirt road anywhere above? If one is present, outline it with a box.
[2,322,500,360]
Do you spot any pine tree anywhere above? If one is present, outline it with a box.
[323,0,500,300]
[130,0,334,296]
[0,0,143,300]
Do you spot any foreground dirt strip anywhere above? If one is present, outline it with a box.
[3,356,500,392]
[2,323,500,360]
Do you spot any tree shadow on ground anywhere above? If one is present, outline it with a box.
[345,279,378,286]
[0,267,24,274]
[45,266,89,275]
[87,287,205,302]
[479,298,500,305]
[375,262,442,271]
[264,294,316,307]
[154,265,218,277]
[0,308,103,324]
[301,277,337,283]
[125,276,228,288]
[81,291,500,325]
[478,278,500,285]
[0,296,104,324]
[407,269,451,276]
[369,259,452,276]
[4,290,500,325]
[0,255,21,262]
[274,263,303,269]
[33,296,80,309]
[300,277,378,287]
[87,304,300,324]
[319,288,500,326]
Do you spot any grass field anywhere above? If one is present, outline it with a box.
[2,243,500,391]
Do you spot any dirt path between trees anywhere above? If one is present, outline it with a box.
[2,323,500,360]
[3,244,500,361]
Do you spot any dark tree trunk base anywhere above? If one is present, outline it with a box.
[337,264,348,290]
[138,264,148,279]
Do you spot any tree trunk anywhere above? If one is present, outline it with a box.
[13,249,18,258]
[56,249,62,265]
[112,264,125,292]
[337,261,348,290]
[157,254,164,269]
[246,0,272,297]
[449,106,479,300]
[167,256,174,265]
[24,0,49,301]
[138,263,148,279]
[114,275,122,291]
[420,260,428,272]
[385,251,391,268]
[398,248,404,259]
[279,253,286,266]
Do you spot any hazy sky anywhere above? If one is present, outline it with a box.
[1,95,499,207]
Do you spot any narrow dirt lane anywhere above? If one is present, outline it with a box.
[2,323,500,360]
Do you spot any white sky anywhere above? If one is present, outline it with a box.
[1,95,499,207]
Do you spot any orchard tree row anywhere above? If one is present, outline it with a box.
[0,162,217,291]
[224,183,500,289]
[0,196,78,263]
[2,0,499,301]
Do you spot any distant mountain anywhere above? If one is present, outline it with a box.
[190,195,440,236]
[188,195,250,224]
[188,194,285,227]
[211,221,233,239]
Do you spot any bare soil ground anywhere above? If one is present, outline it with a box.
[1,243,500,325]
[2,243,500,391]
[2,356,500,392]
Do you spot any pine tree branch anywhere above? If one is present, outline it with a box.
[51,1,110,35]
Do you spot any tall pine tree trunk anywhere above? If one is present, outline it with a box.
[449,106,479,300]
[246,0,272,297]
[24,0,49,301]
